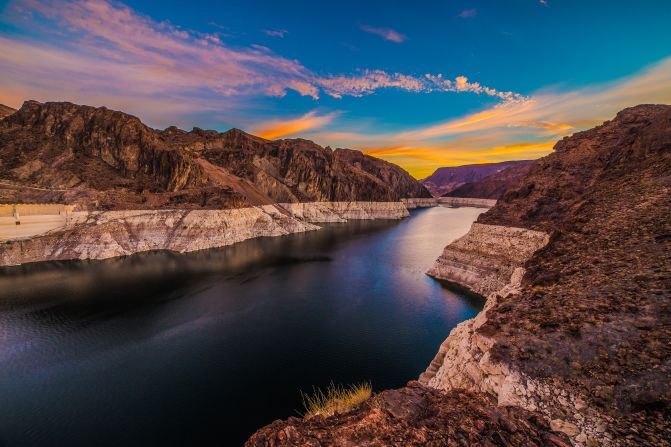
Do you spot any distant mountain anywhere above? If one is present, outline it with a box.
[443,162,534,199]
[0,104,16,119]
[420,160,535,197]
[0,101,430,209]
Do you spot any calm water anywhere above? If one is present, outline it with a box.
[0,207,484,446]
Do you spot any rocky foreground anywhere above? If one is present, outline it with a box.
[246,105,671,446]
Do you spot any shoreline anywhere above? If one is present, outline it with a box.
[1,200,492,267]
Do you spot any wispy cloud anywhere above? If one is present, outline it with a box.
[253,111,339,139]
[262,28,288,38]
[359,24,407,43]
[319,72,524,101]
[0,0,521,127]
[540,0,548,6]
[458,9,477,18]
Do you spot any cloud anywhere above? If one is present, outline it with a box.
[262,29,288,38]
[458,9,477,18]
[0,0,522,126]
[318,71,525,101]
[359,24,407,43]
[253,111,339,139]
[540,0,548,5]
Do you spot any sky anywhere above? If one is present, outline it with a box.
[1,0,670,178]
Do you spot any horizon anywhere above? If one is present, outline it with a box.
[1,0,670,178]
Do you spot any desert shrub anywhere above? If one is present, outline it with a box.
[301,382,372,418]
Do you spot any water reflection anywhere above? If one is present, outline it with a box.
[0,207,484,447]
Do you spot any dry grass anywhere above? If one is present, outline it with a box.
[301,382,372,418]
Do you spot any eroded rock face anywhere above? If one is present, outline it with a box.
[246,382,571,447]
[0,201,416,265]
[0,206,319,264]
[421,105,671,446]
[0,101,430,210]
[426,223,549,297]
[280,201,409,222]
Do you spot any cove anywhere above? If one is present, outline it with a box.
[0,206,485,446]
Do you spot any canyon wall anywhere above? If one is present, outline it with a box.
[426,223,549,297]
[246,105,671,447]
[402,197,496,209]
[0,201,413,265]
[279,201,409,222]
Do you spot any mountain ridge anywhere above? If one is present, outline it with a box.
[0,101,430,209]
[420,160,535,197]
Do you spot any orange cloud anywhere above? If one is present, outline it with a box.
[253,111,338,140]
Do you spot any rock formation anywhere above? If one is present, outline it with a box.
[0,202,410,265]
[420,160,534,197]
[0,104,16,119]
[247,382,571,447]
[247,105,671,446]
[0,101,430,210]
[444,162,534,199]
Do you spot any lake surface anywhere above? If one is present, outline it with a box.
[0,206,484,446]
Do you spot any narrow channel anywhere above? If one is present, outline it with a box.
[0,206,485,446]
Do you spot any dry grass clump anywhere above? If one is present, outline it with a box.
[301,382,372,418]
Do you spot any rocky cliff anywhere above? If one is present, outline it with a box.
[420,160,534,197]
[246,105,671,447]
[423,104,671,446]
[0,202,414,265]
[444,162,534,199]
[0,101,429,210]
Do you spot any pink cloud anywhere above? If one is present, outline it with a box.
[262,29,288,38]
[0,0,524,128]
[359,24,407,43]
[458,9,477,18]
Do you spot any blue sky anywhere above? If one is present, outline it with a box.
[1,0,670,177]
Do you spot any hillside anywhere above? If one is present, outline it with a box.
[0,101,430,210]
[420,160,534,196]
[444,162,534,199]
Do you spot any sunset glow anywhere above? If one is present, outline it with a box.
[1,0,670,177]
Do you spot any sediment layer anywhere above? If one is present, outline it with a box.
[279,201,409,222]
[0,201,413,265]
[426,223,549,297]
[402,197,496,209]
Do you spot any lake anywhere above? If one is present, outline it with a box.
[0,206,485,446]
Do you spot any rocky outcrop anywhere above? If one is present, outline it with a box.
[426,223,549,297]
[445,162,534,200]
[420,160,534,197]
[246,382,571,447]
[0,101,430,211]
